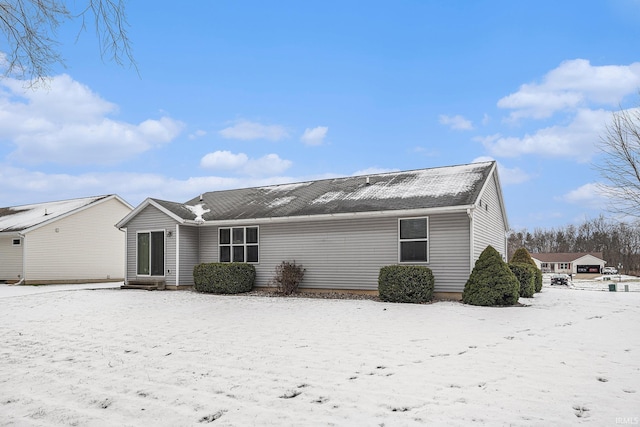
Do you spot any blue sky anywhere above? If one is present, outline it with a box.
[1,0,640,230]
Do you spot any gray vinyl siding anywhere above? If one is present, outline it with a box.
[428,212,471,292]
[198,212,471,293]
[125,205,178,286]
[473,172,507,261]
[177,225,199,286]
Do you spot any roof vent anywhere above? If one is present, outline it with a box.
[365,176,370,185]
[199,194,203,202]
[44,209,49,216]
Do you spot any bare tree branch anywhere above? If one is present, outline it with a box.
[596,101,640,218]
[0,0,135,86]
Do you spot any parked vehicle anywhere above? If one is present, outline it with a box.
[603,267,618,275]
[550,274,570,286]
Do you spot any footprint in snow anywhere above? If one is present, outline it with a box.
[573,405,590,418]
[280,390,302,399]
[198,410,226,423]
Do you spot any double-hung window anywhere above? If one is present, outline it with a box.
[137,231,165,276]
[219,226,259,263]
[399,217,428,262]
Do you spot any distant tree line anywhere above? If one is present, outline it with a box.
[507,216,640,275]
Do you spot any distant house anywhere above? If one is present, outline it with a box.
[0,195,133,284]
[530,252,606,275]
[116,161,509,298]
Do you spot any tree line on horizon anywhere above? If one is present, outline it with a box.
[507,215,640,275]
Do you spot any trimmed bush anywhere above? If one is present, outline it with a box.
[462,245,520,306]
[269,261,305,295]
[509,262,536,298]
[510,247,542,293]
[193,262,255,294]
[378,265,434,303]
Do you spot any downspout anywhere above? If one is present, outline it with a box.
[123,227,128,285]
[16,232,26,285]
[175,224,180,287]
[467,208,474,274]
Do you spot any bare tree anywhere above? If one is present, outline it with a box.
[597,104,640,218]
[0,0,135,84]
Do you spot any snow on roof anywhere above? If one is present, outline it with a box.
[0,196,108,233]
[177,161,496,222]
[184,203,211,223]
[310,165,483,204]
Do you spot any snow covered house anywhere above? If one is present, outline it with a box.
[0,195,133,284]
[116,161,509,298]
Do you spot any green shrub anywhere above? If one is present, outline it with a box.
[510,247,542,293]
[462,245,520,306]
[509,262,536,298]
[378,265,434,303]
[269,261,305,295]
[193,263,255,294]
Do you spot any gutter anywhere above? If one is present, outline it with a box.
[182,204,477,227]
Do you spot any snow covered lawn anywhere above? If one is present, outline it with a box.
[1,285,639,426]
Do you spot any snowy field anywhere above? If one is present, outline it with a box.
[1,282,639,426]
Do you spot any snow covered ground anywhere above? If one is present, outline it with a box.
[1,282,639,426]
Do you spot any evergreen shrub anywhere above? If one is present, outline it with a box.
[510,247,543,293]
[193,263,255,294]
[462,245,520,306]
[378,265,434,303]
[509,262,536,298]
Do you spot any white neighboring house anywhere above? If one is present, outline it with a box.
[0,195,133,284]
[530,252,606,275]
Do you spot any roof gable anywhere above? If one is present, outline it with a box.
[0,195,116,233]
[185,161,496,222]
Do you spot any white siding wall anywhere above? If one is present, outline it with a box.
[198,212,471,293]
[473,173,507,262]
[125,205,178,285]
[0,236,23,281]
[23,198,131,283]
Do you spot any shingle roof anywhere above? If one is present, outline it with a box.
[530,252,604,263]
[0,196,110,233]
[170,161,495,222]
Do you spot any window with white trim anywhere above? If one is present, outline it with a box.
[12,238,21,246]
[219,226,259,263]
[399,217,428,262]
[137,231,165,276]
[558,263,570,270]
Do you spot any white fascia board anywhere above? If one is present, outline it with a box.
[189,204,475,227]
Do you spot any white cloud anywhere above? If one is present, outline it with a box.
[0,74,184,165]
[498,59,640,120]
[438,114,474,130]
[472,156,532,185]
[200,150,292,177]
[245,154,292,176]
[300,126,328,146]
[189,130,207,140]
[477,108,611,162]
[218,120,289,141]
[560,182,610,209]
[200,150,249,170]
